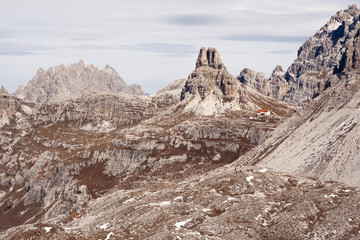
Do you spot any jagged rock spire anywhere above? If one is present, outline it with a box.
[0,85,9,96]
[196,47,225,70]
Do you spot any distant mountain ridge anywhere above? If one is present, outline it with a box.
[14,60,144,103]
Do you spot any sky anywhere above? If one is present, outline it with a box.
[0,0,357,94]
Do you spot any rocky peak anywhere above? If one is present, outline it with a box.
[14,60,145,103]
[196,47,225,70]
[181,47,238,103]
[259,5,360,104]
[0,85,9,96]
[271,65,285,75]
[238,68,267,93]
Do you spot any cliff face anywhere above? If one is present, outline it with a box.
[14,60,144,103]
[238,5,360,105]
[180,47,294,116]
[237,15,360,186]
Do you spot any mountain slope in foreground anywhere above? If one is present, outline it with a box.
[1,164,360,239]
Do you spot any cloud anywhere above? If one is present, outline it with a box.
[66,42,199,57]
[69,44,117,50]
[0,50,40,56]
[223,34,309,43]
[164,14,223,26]
[265,49,295,54]
[0,41,55,56]
[119,42,198,56]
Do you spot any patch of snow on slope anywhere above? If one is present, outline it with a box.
[81,121,115,133]
[326,21,342,32]
[324,194,338,198]
[246,176,254,183]
[99,223,110,229]
[105,232,114,240]
[175,219,192,230]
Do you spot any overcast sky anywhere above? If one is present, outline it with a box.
[0,1,356,94]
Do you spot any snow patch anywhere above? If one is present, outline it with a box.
[124,198,136,204]
[227,197,237,201]
[324,194,338,198]
[326,21,341,32]
[159,201,171,206]
[149,201,171,207]
[258,168,268,173]
[202,208,212,213]
[81,121,115,133]
[44,227,52,233]
[175,219,192,230]
[105,232,114,240]
[173,196,184,202]
[246,176,254,183]
[99,223,110,229]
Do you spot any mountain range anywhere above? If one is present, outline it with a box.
[1,4,360,240]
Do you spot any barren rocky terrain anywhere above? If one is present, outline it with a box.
[1,4,360,240]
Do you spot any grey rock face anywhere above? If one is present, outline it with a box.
[196,47,225,70]
[14,60,144,103]
[180,47,294,121]
[181,47,241,102]
[283,5,360,104]
[237,5,360,105]
[238,68,267,94]
[237,66,288,100]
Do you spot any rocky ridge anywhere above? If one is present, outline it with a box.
[14,60,144,103]
[239,5,360,105]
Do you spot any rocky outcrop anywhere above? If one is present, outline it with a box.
[237,5,360,105]
[181,47,237,101]
[237,66,288,100]
[283,5,360,104]
[14,60,144,103]
[180,47,294,117]
[238,68,268,95]
[196,47,225,70]
[0,85,9,96]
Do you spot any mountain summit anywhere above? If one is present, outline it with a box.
[196,47,225,70]
[238,5,360,105]
[180,47,292,116]
[14,60,144,103]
